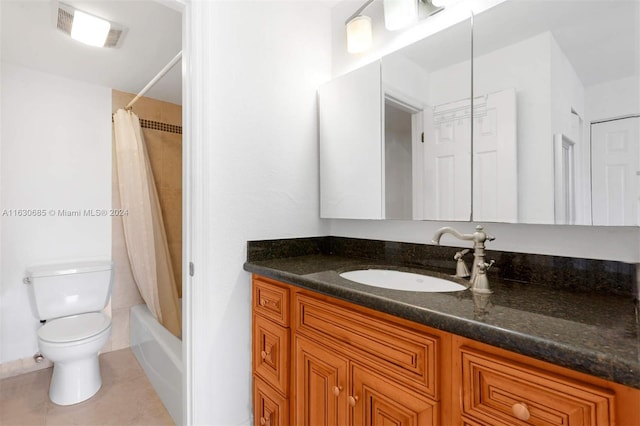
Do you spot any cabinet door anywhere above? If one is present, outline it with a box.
[254,377,289,426]
[253,314,289,395]
[351,364,438,426]
[294,336,349,426]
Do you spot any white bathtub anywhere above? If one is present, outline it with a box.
[130,303,182,424]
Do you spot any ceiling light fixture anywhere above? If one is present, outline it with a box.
[346,0,375,54]
[55,2,127,48]
[70,10,110,47]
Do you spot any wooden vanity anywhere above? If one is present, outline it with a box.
[251,274,639,426]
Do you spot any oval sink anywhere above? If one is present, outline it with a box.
[339,269,466,292]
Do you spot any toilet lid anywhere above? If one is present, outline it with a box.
[38,312,111,343]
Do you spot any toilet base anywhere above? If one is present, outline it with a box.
[49,355,102,405]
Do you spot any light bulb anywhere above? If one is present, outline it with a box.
[346,16,372,53]
[71,10,110,47]
[383,0,418,31]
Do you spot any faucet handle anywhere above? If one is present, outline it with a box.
[478,260,495,272]
[454,249,471,278]
[454,249,470,260]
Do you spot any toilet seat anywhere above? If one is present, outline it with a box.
[38,312,111,343]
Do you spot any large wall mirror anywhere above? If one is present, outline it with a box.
[320,0,639,226]
[474,0,639,225]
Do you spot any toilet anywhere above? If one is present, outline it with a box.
[25,260,114,406]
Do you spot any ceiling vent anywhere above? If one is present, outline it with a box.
[55,2,127,48]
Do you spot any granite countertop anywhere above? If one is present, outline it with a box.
[244,253,640,390]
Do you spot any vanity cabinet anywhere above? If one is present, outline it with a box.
[251,275,640,425]
[293,292,443,425]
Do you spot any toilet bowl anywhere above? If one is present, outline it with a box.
[26,260,114,406]
[37,312,112,405]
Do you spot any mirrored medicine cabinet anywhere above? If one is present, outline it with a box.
[319,0,640,226]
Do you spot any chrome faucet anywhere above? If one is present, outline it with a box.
[432,225,495,292]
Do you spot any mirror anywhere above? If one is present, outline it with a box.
[320,0,638,225]
[319,16,472,220]
[474,0,640,225]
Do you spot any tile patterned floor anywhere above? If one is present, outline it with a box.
[0,348,174,426]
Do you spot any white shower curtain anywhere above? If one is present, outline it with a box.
[113,109,181,338]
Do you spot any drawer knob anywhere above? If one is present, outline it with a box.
[260,416,267,425]
[260,350,268,360]
[260,299,268,306]
[512,402,530,421]
[332,385,343,396]
[348,395,359,407]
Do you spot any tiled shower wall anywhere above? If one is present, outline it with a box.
[108,90,182,352]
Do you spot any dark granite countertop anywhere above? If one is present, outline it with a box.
[244,251,640,390]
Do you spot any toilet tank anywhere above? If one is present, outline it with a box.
[26,260,114,320]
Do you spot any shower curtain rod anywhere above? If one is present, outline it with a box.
[126,50,182,110]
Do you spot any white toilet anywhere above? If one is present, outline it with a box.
[26,260,114,406]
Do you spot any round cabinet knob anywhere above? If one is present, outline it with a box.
[512,402,530,421]
[260,417,266,425]
[260,350,268,360]
[332,385,343,397]
[348,395,359,407]
[260,299,267,306]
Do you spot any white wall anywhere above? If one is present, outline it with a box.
[327,0,640,262]
[585,75,640,122]
[0,63,112,363]
[186,1,330,424]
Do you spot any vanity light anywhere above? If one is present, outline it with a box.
[383,0,444,31]
[345,0,375,54]
[347,15,373,53]
[345,0,444,53]
[383,0,418,31]
[56,2,126,48]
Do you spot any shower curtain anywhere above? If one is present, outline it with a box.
[113,109,181,338]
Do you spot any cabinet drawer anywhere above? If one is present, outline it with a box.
[253,314,290,395]
[295,293,439,398]
[253,276,290,327]
[460,346,614,426]
[254,377,289,426]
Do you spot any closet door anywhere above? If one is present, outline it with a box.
[591,117,640,226]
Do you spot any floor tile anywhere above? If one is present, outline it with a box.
[0,368,49,426]
[0,348,173,426]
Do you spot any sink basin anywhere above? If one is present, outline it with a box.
[339,269,466,292]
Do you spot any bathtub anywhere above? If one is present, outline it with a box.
[130,303,182,424]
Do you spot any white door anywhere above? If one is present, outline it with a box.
[591,117,640,226]
[472,88,518,222]
[421,98,472,221]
